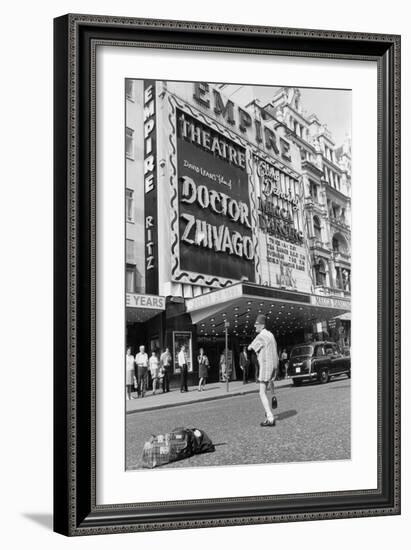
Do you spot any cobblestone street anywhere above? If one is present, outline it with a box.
[126,376,350,469]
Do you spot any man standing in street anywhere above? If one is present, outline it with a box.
[178,344,188,393]
[159,346,171,393]
[135,345,149,397]
[248,314,278,427]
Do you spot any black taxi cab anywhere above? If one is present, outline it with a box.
[288,341,350,386]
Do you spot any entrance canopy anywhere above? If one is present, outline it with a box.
[126,293,166,323]
[186,282,350,338]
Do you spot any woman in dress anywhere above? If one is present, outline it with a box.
[197,347,209,391]
[149,351,160,395]
[125,347,135,400]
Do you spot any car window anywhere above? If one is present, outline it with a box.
[290,345,313,357]
[315,345,325,357]
[325,345,333,355]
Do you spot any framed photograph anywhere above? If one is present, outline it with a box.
[54,14,400,536]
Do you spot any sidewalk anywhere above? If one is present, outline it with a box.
[126,378,292,414]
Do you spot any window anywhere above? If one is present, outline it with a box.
[309,181,318,200]
[126,268,135,293]
[126,239,135,263]
[126,127,134,159]
[335,267,343,289]
[314,260,326,286]
[315,345,325,357]
[126,79,135,101]
[290,346,313,358]
[126,188,134,222]
[313,216,322,240]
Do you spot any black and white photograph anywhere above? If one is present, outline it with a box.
[125,80,352,470]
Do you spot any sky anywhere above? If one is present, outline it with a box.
[256,85,352,147]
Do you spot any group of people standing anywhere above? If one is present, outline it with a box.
[125,345,172,399]
[126,314,285,428]
[125,344,209,398]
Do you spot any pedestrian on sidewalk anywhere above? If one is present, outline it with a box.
[250,350,259,382]
[239,345,250,384]
[178,344,188,392]
[248,314,278,427]
[159,347,171,393]
[125,346,135,400]
[197,347,209,391]
[149,350,160,395]
[135,345,148,397]
[279,348,288,380]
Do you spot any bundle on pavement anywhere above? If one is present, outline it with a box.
[141,427,215,468]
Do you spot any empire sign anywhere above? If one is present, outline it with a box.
[193,82,291,162]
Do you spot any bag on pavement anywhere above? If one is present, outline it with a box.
[141,427,215,469]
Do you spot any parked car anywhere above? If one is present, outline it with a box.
[288,341,350,386]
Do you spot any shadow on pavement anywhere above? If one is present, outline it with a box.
[275,409,298,421]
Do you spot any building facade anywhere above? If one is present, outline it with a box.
[125,81,351,384]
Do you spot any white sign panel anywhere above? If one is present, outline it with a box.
[125,293,166,309]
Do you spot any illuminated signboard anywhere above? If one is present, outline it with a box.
[175,109,255,283]
[253,155,311,293]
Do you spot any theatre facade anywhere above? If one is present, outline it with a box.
[125,80,351,384]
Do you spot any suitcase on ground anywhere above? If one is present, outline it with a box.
[142,427,215,468]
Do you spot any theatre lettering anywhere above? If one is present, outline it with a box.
[179,111,246,169]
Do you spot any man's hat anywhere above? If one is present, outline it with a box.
[255,313,266,325]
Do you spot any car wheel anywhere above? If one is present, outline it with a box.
[293,379,302,387]
[319,369,329,384]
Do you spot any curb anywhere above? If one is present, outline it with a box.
[126,381,292,414]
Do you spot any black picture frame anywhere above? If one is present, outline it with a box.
[53,14,401,536]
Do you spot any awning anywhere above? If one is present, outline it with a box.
[335,311,351,321]
[126,293,165,323]
[186,282,350,338]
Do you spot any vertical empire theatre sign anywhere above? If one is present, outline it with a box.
[165,82,311,292]
[144,80,158,294]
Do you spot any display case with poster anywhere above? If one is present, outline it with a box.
[172,331,193,373]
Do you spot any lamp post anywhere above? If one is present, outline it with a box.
[224,320,230,392]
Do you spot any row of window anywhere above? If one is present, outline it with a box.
[322,143,335,163]
[290,117,308,140]
[311,212,349,247]
[323,165,342,191]
[314,261,351,291]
